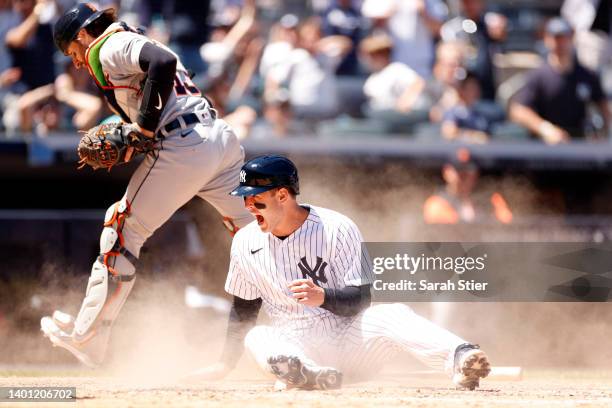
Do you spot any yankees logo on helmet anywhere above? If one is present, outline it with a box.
[239,170,247,183]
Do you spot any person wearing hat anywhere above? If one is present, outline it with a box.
[510,17,610,143]
[424,148,512,224]
[360,33,429,129]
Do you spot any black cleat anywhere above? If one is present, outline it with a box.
[452,343,491,390]
[267,355,342,390]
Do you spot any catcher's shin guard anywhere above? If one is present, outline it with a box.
[73,198,138,340]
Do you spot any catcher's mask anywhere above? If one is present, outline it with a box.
[230,155,299,197]
[53,3,115,53]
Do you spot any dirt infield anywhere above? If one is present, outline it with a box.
[2,369,612,407]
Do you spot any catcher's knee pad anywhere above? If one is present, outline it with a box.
[73,198,137,338]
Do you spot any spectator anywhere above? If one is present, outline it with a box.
[423,148,512,224]
[16,83,56,134]
[248,89,311,139]
[320,0,365,76]
[5,0,57,91]
[510,17,610,143]
[132,0,213,76]
[441,0,507,101]
[259,14,299,80]
[0,0,14,73]
[421,41,465,123]
[199,0,261,104]
[54,62,105,130]
[361,0,448,78]
[265,16,351,120]
[3,0,59,133]
[441,70,491,144]
[359,34,428,127]
[562,0,611,72]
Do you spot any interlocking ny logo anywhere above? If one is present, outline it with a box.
[239,170,246,183]
[298,256,328,286]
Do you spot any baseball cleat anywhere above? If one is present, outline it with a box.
[452,343,491,390]
[267,355,342,390]
[51,310,75,333]
[40,316,102,368]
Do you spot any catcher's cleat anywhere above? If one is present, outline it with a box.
[452,343,491,390]
[50,310,75,333]
[267,355,342,391]
[40,316,106,368]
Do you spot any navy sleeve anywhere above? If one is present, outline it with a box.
[137,42,177,131]
[220,296,262,368]
[321,284,371,317]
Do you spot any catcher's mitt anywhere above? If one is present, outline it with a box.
[77,123,158,171]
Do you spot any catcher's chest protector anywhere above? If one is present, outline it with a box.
[85,30,132,123]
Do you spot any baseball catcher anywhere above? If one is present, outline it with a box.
[40,3,253,367]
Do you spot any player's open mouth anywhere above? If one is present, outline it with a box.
[256,214,264,225]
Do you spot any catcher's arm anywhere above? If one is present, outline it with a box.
[136,42,177,134]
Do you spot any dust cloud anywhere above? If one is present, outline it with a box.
[2,160,611,378]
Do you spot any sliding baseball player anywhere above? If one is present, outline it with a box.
[187,155,491,390]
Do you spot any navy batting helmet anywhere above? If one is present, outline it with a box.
[53,3,114,53]
[230,155,299,197]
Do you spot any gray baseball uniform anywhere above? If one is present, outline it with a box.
[41,22,252,365]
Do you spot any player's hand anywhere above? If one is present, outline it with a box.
[128,123,155,138]
[288,279,325,307]
[180,362,231,383]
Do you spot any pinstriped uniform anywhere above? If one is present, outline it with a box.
[225,205,466,380]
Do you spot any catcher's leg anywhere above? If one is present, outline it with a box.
[41,198,137,367]
[197,119,253,232]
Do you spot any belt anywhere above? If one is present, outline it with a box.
[160,110,217,137]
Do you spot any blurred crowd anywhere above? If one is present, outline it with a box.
[0,0,611,143]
